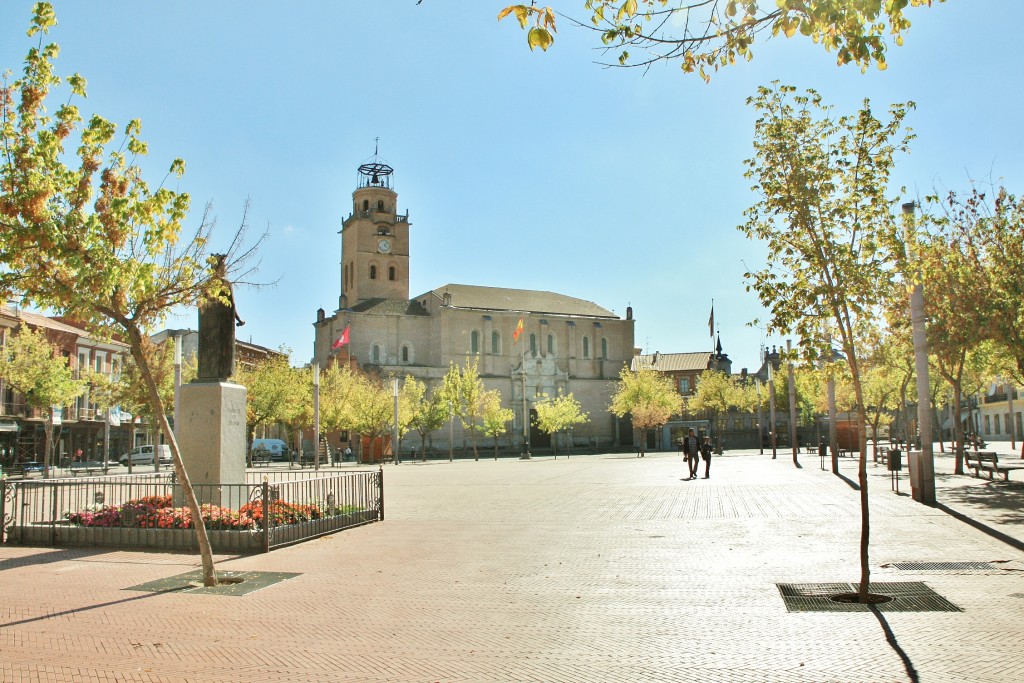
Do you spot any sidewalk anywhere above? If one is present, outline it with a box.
[2,449,1023,682]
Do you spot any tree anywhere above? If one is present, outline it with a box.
[938,186,1024,456]
[87,336,192,473]
[456,357,488,461]
[740,83,913,602]
[918,225,990,473]
[687,370,757,453]
[437,362,462,461]
[534,391,590,455]
[234,352,300,466]
[480,390,515,460]
[609,366,680,456]
[0,324,84,476]
[405,376,448,460]
[346,373,393,460]
[499,1,943,80]
[0,4,264,586]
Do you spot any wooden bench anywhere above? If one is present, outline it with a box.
[69,460,107,475]
[965,451,1024,481]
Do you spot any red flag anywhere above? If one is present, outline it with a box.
[331,325,350,350]
[512,318,524,344]
[708,305,714,338]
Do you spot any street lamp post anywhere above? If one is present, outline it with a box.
[767,350,778,459]
[392,377,400,465]
[787,339,799,466]
[520,353,531,459]
[755,378,764,455]
[313,362,320,471]
[904,201,936,504]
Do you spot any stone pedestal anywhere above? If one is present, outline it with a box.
[176,381,247,510]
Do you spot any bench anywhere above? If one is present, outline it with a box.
[69,460,107,475]
[965,451,1024,481]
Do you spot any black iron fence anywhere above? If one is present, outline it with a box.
[1,468,383,553]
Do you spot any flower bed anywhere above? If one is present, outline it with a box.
[64,494,362,531]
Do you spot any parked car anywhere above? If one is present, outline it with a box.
[251,438,289,462]
[119,444,172,466]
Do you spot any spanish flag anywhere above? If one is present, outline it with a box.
[513,318,524,344]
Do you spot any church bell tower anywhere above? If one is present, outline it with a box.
[339,153,411,308]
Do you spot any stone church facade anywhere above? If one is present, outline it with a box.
[312,160,635,451]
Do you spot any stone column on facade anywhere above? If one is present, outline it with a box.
[482,315,493,376]
[566,321,577,377]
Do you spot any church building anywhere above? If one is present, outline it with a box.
[312,158,636,451]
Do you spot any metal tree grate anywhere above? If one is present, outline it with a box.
[777,582,963,613]
[126,570,301,597]
[891,561,995,571]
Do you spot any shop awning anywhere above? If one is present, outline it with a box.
[0,419,19,433]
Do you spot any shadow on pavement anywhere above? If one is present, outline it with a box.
[934,501,1024,552]
[0,587,184,629]
[869,604,920,683]
[834,471,861,490]
[0,547,113,572]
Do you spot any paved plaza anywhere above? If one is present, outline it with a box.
[2,446,1023,682]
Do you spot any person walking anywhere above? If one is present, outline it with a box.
[700,435,713,479]
[682,428,700,479]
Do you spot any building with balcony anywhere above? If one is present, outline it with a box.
[1,305,131,468]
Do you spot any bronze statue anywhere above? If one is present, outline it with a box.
[197,254,244,381]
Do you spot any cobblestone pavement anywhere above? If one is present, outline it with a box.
[2,448,1023,682]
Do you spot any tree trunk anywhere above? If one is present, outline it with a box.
[854,398,871,603]
[43,413,56,478]
[127,326,218,587]
[952,384,964,475]
[828,371,839,474]
[787,343,799,467]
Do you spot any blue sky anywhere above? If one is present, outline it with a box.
[2,1,1021,373]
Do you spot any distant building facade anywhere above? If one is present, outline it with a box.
[312,158,636,453]
[1,306,131,467]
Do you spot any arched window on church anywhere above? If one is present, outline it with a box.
[529,333,537,357]
[377,200,384,211]
[362,199,369,211]
[369,265,377,280]
[491,330,500,355]
[601,338,608,359]
[547,334,555,356]
[401,344,410,364]
[388,266,396,281]
[372,344,381,364]
[582,336,590,359]
[471,330,480,355]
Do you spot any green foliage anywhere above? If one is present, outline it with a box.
[0,323,84,414]
[234,353,305,446]
[0,323,85,472]
[480,390,515,457]
[499,1,943,80]
[345,372,393,440]
[534,391,589,452]
[405,376,449,451]
[609,366,680,432]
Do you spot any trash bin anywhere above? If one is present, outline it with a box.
[887,449,902,471]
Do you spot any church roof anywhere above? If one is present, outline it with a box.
[349,298,429,316]
[425,284,618,319]
[631,352,712,372]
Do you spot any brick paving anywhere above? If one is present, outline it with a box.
[2,447,1023,682]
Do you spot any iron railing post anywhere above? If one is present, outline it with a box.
[262,480,270,553]
[0,479,7,545]
[377,465,384,521]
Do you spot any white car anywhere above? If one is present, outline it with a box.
[119,445,172,466]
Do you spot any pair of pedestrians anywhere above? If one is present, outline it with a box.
[681,428,712,479]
